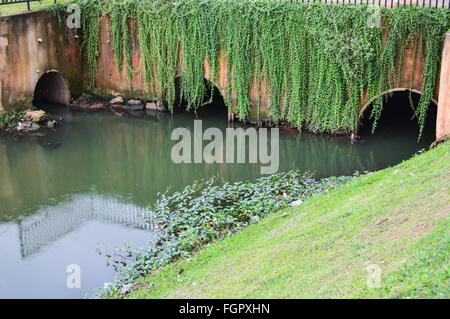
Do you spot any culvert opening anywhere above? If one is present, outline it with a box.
[169,77,228,119]
[358,91,437,146]
[33,72,71,107]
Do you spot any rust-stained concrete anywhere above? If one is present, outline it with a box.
[91,18,443,133]
[0,11,83,112]
[436,33,450,141]
[0,11,448,141]
[355,34,441,137]
[88,17,271,118]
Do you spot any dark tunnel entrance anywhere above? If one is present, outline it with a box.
[358,90,437,149]
[169,77,229,120]
[33,72,71,107]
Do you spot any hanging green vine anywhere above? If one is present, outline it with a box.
[51,0,449,138]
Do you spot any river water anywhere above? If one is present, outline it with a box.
[0,94,436,298]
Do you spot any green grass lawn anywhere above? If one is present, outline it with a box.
[0,0,69,16]
[125,141,449,298]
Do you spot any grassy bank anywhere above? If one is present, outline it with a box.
[125,142,449,298]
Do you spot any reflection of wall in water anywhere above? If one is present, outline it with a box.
[18,194,149,258]
[0,112,381,220]
[278,132,374,177]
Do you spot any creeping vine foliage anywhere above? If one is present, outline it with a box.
[52,0,449,137]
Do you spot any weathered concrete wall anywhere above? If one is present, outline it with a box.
[92,18,146,99]
[92,18,440,125]
[0,11,83,112]
[0,11,448,141]
[436,33,450,141]
[356,34,441,135]
[91,18,271,119]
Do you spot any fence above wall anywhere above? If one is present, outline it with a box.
[292,0,448,9]
[1,0,448,11]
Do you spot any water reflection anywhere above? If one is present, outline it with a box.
[0,109,427,218]
[0,101,434,298]
[18,194,149,258]
[0,218,151,298]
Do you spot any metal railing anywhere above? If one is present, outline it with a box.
[0,0,57,12]
[291,0,449,9]
[0,0,448,12]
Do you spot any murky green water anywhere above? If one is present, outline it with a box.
[0,94,436,298]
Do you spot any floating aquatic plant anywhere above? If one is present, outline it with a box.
[96,170,353,297]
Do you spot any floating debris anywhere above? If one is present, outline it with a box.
[291,200,302,206]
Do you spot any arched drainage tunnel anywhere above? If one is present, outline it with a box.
[357,90,437,148]
[170,77,229,119]
[33,72,71,106]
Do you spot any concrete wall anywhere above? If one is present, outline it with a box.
[92,18,443,129]
[355,34,441,136]
[91,17,271,119]
[0,11,448,141]
[0,11,83,112]
[436,33,450,141]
